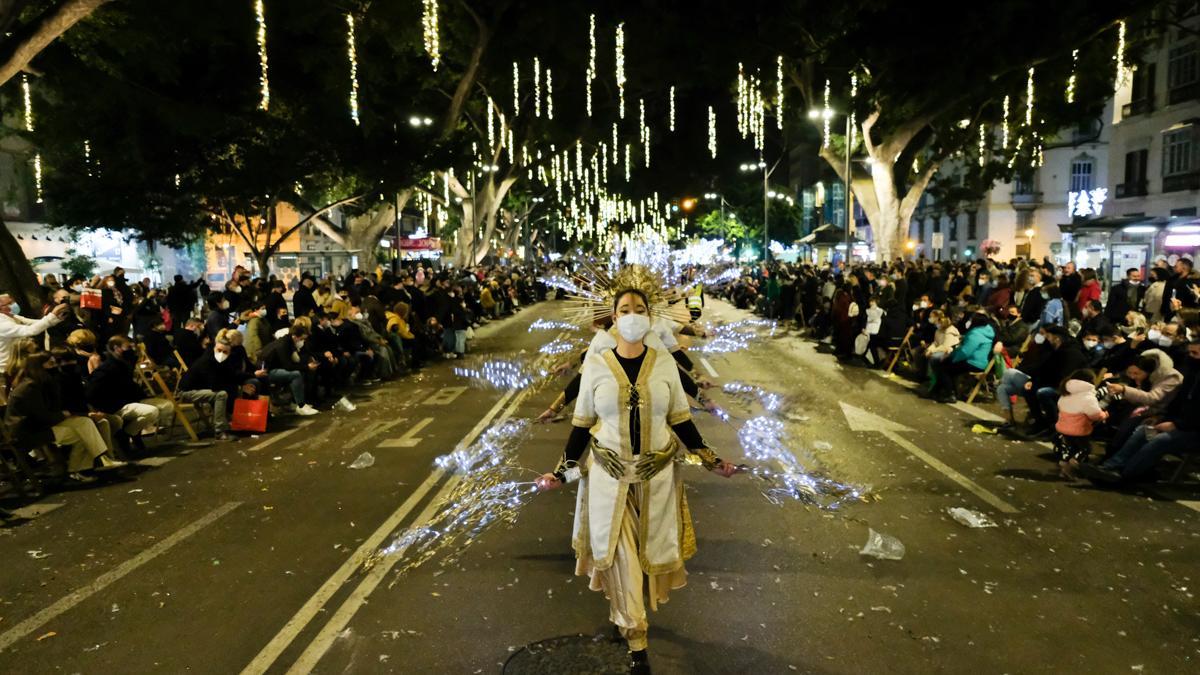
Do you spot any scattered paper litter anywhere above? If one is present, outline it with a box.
[947,507,998,529]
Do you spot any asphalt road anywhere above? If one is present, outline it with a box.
[1,299,1197,674]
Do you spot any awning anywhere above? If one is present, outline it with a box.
[797,223,848,245]
[1057,215,1164,234]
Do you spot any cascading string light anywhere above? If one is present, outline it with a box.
[586,14,596,117]
[546,68,554,120]
[776,55,784,130]
[612,122,619,165]
[533,57,542,117]
[1025,67,1034,127]
[615,22,626,119]
[486,97,495,151]
[708,105,718,159]
[83,139,92,177]
[346,14,360,125]
[624,143,631,182]
[512,61,520,115]
[1115,20,1129,91]
[977,123,987,168]
[669,85,676,132]
[1001,95,1010,149]
[253,0,271,111]
[1066,48,1079,103]
[21,75,42,203]
[822,79,832,149]
[849,71,858,152]
[422,0,440,71]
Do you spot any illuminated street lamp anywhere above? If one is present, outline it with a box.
[809,106,853,263]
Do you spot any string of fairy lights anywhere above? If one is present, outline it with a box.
[346,14,360,126]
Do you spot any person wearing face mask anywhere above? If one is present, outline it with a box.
[258,325,319,416]
[265,280,290,332]
[996,305,1030,357]
[0,292,68,402]
[1083,338,1200,485]
[536,287,736,671]
[1100,350,1183,455]
[1018,269,1046,327]
[995,325,1084,434]
[1038,283,1066,329]
[85,336,175,453]
[177,336,239,441]
[204,292,233,341]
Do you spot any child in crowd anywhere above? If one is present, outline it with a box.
[1054,368,1108,479]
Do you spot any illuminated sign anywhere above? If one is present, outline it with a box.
[1067,188,1108,218]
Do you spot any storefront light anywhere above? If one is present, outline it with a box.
[1164,233,1200,247]
[1167,224,1200,233]
[1122,226,1158,234]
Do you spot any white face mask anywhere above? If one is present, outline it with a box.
[354,312,364,320]
[1082,339,1098,349]
[919,301,930,309]
[214,350,230,363]
[615,313,651,343]
[294,339,305,350]
[1034,333,1046,345]
[1158,336,1174,348]
[1147,328,1162,342]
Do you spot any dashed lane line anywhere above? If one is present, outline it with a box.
[699,357,720,378]
[0,501,242,653]
[247,421,314,452]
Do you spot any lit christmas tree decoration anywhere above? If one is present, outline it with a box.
[255,0,269,110]
[1066,49,1078,103]
[533,57,541,117]
[346,14,360,125]
[1114,21,1128,91]
[422,0,440,71]
[708,105,718,159]
[776,55,784,130]
[669,85,676,132]
[615,22,626,118]
[586,14,596,117]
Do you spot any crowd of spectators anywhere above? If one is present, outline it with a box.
[0,262,545,503]
[718,254,1200,487]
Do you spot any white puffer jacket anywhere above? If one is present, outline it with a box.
[1121,349,1183,415]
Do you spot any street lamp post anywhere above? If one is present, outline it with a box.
[739,160,772,261]
[809,108,854,266]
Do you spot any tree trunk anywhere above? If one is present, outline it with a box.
[254,249,273,278]
[0,218,44,315]
[0,0,112,88]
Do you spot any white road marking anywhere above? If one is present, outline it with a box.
[247,421,313,452]
[699,357,720,378]
[378,417,435,448]
[6,503,64,519]
[840,402,1019,514]
[0,501,241,653]
[344,418,408,448]
[423,386,467,405]
[242,388,520,675]
[1179,501,1200,513]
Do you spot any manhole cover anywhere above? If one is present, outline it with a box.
[503,634,631,674]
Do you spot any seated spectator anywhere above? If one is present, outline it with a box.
[85,336,175,453]
[142,318,176,366]
[177,335,239,440]
[1084,337,1200,485]
[1,292,67,395]
[1079,300,1114,339]
[258,324,319,416]
[923,309,960,371]
[926,310,995,403]
[1101,350,1183,454]
[995,305,1030,358]
[242,304,273,364]
[1053,369,1107,479]
[204,292,232,341]
[49,345,121,458]
[996,325,1087,435]
[174,318,206,366]
[1039,283,1065,328]
[6,352,125,483]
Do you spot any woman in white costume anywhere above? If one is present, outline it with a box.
[537,288,736,673]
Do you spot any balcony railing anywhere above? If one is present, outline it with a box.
[1121,98,1154,118]
[1163,172,1200,193]
[1116,181,1149,198]
[1168,81,1200,105]
[1011,192,1043,207]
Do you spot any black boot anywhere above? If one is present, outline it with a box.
[629,649,651,674]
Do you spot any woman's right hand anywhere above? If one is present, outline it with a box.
[535,473,563,491]
[535,408,559,424]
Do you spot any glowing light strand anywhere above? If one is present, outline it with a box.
[1115,21,1129,91]
[346,14,360,125]
[1025,67,1034,127]
[776,55,784,130]
[1066,49,1078,103]
[586,14,596,117]
[255,0,269,110]
[21,75,41,203]
[1001,95,1010,149]
[708,105,718,159]
[669,85,676,132]
[422,0,440,71]
[533,57,541,117]
[512,61,519,115]
[822,79,831,149]
[545,68,554,120]
[615,23,626,119]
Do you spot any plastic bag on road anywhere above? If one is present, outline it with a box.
[859,528,905,561]
[947,507,997,528]
[348,452,376,469]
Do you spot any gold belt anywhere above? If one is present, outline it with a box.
[592,440,678,483]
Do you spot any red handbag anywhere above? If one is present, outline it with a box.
[230,396,269,433]
[80,288,103,310]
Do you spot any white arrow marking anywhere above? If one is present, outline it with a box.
[839,402,1019,514]
[378,417,435,448]
[699,357,719,378]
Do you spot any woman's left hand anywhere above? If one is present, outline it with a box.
[710,460,737,478]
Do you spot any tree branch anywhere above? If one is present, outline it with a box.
[0,0,111,87]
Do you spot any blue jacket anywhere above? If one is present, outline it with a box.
[950,324,996,370]
[1040,298,1065,328]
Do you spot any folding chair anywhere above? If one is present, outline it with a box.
[173,349,189,373]
[965,355,999,404]
[886,326,916,375]
[1010,334,1033,369]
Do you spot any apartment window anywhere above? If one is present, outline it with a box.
[1169,43,1199,89]
[1120,149,1149,197]
[931,216,940,234]
[1016,211,1034,229]
[1163,127,1195,176]
[966,211,978,240]
[948,214,959,241]
[1013,172,1035,195]
[1069,158,1094,193]
[1171,207,1198,216]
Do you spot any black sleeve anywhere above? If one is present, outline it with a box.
[671,349,694,371]
[563,371,582,405]
[671,419,706,450]
[678,367,699,398]
[561,426,592,466]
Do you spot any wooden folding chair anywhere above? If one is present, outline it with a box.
[149,370,203,442]
[886,326,916,375]
[965,355,998,404]
[173,349,189,373]
[1011,334,1033,369]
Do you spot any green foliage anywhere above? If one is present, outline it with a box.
[61,247,97,278]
